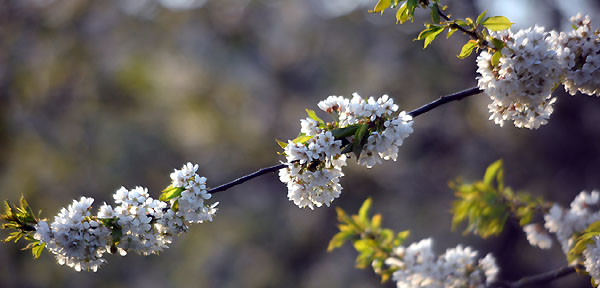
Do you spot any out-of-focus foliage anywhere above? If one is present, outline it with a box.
[451,160,549,238]
[1,196,42,258]
[329,198,410,283]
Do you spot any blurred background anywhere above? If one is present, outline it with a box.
[1,0,600,287]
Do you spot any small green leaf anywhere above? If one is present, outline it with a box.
[491,50,502,67]
[458,40,478,59]
[370,0,392,14]
[490,38,505,50]
[331,125,360,139]
[358,198,372,227]
[418,26,445,49]
[395,2,407,24]
[276,139,288,149]
[292,134,313,144]
[32,242,45,259]
[353,124,369,159]
[447,27,457,38]
[483,159,503,186]
[306,109,325,125]
[405,0,418,18]
[430,4,440,23]
[328,231,354,251]
[481,16,514,31]
[159,186,185,202]
[476,10,488,25]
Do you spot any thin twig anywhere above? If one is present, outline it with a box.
[407,87,482,117]
[208,163,286,194]
[487,265,582,288]
[437,8,488,46]
[208,87,482,194]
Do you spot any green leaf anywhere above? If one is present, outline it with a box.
[276,139,288,149]
[491,50,502,67]
[481,16,514,31]
[370,0,392,14]
[476,10,488,25]
[458,40,478,59]
[32,242,45,259]
[418,26,445,49]
[405,0,418,18]
[159,186,185,202]
[371,214,382,230]
[353,124,369,159]
[396,2,409,24]
[490,38,505,50]
[447,27,457,38]
[292,134,313,144]
[430,4,440,23]
[358,198,372,227]
[483,159,503,186]
[331,125,360,139]
[306,109,325,126]
[328,231,353,251]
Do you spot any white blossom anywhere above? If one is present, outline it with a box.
[280,93,413,208]
[584,236,600,284]
[31,162,217,272]
[33,197,111,272]
[550,13,600,96]
[385,238,498,288]
[544,190,600,253]
[523,223,553,249]
[477,26,561,129]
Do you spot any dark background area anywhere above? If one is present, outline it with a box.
[1,0,600,287]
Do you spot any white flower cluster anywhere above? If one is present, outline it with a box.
[551,13,600,96]
[359,112,413,168]
[584,236,600,284]
[98,186,171,256]
[279,93,413,209]
[522,223,552,249]
[477,14,600,129]
[543,190,600,253]
[32,162,217,272]
[477,26,561,129]
[34,197,111,272]
[280,132,347,209]
[169,162,218,224]
[384,238,498,288]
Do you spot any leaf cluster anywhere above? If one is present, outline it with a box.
[1,196,44,258]
[328,198,410,283]
[369,1,512,62]
[451,160,547,238]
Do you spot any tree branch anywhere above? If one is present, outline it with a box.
[407,87,482,118]
[488,265,582,288]
[207,87,482,194]
[437,8,488,46]
[208,163,286,194]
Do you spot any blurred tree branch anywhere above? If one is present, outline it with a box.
[488,264,583,288]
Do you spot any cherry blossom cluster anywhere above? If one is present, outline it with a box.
[477,26,561,129]
[31,162,217,272]
[477,14,600,129]
[384,238,499,288]
[540,190,600,253]
[551,14,600,97]
[279,93,413,209]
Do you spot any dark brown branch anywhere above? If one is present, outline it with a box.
[488,265,582,288]
[208,163,286,194]
[407,87,482,117]
[207,87,482,194]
